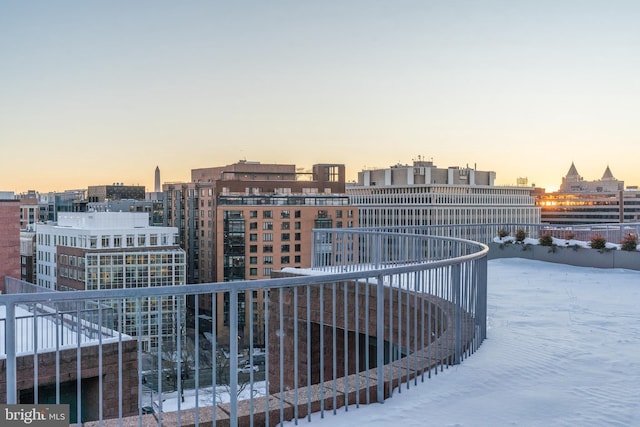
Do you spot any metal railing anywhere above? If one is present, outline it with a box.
[1,228,488,426]
[354,223,640,246]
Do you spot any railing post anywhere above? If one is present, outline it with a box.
[229,288,239,427]
[376,274,385,403]
[5,302,16,404]
[452,264,462,365]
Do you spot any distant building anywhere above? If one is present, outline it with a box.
[87,198,165,226]
[87,184,145,203]
[35,212,186,352]
[19,198,39,230]
[34,190,86,222]
[348,160,540,233]
[0,198,21,293]
[19,230,36,284]
[537,163,640,224]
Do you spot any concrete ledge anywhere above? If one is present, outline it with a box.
[488,242,640,270]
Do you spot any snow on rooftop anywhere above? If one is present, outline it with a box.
[0,304,129,358]
[283,258,640,426]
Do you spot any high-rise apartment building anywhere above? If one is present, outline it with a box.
[35,212,186,351]
[348,159,540,232]
[163,161,356,343]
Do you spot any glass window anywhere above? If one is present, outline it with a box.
[281,244,290,252]
[263,211,273,219]
[281,233,290,241]
[263,233,273,241]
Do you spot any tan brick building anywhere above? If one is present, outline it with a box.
[164,161,357,345]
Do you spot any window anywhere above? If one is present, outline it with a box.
[250,233,258,241]
[295,233,301,241]
[294,210,301,218]
[294,222,301,230]
[250,268,258,276]
[114,235,122,247]
[295,255,301,263]
[263,245,273,253]
[263,222,273,230]
[101,236,110,248]
[263,211,273,219]
[150,235,158,245]
[281,233,290,241]
[280,256,290,264]
[263,256,273,264]
[250,222,258,230]
[250,245,258,253]
[90,236,97,249]
[337,221,343,228]
[263,233,273,241]
[263,267,272,276]
[250,256,257,264]
[336,210,343,218]
[250,211,258,218]
[295,244,301,252]
[281,222,290,230]
[280,210,290,219]
[281,244,290,252]
[127,235,135,247]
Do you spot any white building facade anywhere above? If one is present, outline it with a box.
[348,161,540,233]
[36,212,186,352]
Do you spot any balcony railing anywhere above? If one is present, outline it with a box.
[1,228,488,426]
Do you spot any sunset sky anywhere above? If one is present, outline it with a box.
[2,1,639,193]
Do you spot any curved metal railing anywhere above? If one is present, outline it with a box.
[1,228,488,426]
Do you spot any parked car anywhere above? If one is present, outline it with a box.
[237,363,259,374]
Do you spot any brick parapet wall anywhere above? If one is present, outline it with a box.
[0,339,138,422]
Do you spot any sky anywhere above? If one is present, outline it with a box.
[279,258,640,426]
[2,1,640,193]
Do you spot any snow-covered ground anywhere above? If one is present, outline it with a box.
[281,258,640,426]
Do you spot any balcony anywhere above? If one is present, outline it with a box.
[1,228,488,426]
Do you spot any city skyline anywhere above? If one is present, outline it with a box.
[2,1,639,193]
